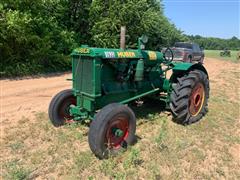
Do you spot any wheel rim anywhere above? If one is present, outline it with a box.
[105,114,129,149]
[189,83,205,116]
[59,97,76,123]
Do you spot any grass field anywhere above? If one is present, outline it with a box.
[1,58,240,179]
[204,50,239,62]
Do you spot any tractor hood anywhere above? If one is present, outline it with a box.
[71,45,164,62]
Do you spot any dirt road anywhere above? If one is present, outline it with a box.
[0,58,237,126]
[1,73,71,128]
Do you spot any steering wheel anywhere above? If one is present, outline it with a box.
[163,47,174,64]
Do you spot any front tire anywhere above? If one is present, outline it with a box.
[48,89,76,127]
[170,70,209,125]
[88,103,136,159]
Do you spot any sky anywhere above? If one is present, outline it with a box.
[163,0,240,39]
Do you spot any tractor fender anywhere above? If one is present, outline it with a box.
[189,63,208,77]
[170,62,209,82]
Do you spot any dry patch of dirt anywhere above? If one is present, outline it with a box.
[204,57,240,103]
[1,73,71,134]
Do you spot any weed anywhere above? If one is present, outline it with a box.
[66,122,81,130]
[147,113,156,120]
[176,139,191,150]
[57,130,69,143]
[9,141,24,152]
[123,147,141,169]
[35,112,48,121]
[148,162,161,179]
[223,135,240,144]
[75,152,94,173]
[99,157,117,176]
[114,172,127,180]
[88,176,94,180]
[42,121,51,132]
[191,148,206,160]
[155,118,168,151]
[4,160,30,180]
[30,151,46,165]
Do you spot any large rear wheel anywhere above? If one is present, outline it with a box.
[170,70,209,125]
[88,103,136,159]
[48,89,76,127]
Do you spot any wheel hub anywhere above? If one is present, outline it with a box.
[189,83,205,116]
[59,97,76,123]
[112,128,124,137]
[105,115,129,149]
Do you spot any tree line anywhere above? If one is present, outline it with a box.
[186,35,240,50]
[0,0,239,77]
[0,0,184,76]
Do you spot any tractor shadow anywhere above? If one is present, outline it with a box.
[129,99,170,120]
[129,99,171,143]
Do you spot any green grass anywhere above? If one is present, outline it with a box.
[3,160,31,180]
[204,50,239,62]
[1,61,240,179]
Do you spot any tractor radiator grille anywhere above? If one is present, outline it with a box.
[73,56,93,95]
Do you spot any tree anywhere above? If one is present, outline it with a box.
[89,0,183,49]
[0,0,77,76]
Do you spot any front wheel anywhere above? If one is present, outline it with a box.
[170,70,209,125]
[48,89,76,127]
[88,103,136,159]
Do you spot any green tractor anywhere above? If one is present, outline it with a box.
[48,36,210,159]
[220,49,231,57]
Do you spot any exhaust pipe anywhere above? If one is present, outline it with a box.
[120,26,126,49]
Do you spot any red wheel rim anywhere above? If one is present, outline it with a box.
[189,83,205,116]
[105,114,129,149]
[59,97,76,123]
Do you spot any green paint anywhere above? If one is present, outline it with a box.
[120,88,160,104]
[113,128,124,137]
[163,79,170,92]
[172,62,208,77]
[172,62,193,71]
[134,59,144,81]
